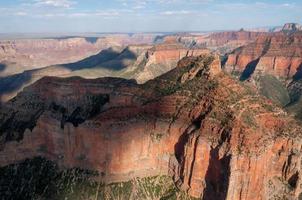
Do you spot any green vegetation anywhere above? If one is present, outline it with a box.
[241,110,258,129]
[285,95,302,121]
[0,157,197,200]
[0,157,99,200]
[258,75,290,106]
[151,132,164,142]
[209,109,234,127]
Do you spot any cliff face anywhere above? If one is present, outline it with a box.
[0,38,107,76]
[0,55,302,200]
[0,34,158,77]
[0,43,209,102]
[164,31,269,55]
[223,30,302,118]
[225,32,302,79]
[131,43,210,83]
[206,31,267,45]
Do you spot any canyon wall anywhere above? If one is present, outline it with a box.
[0,55,302,199]
[0,34,158,77]
[0,43,209,102]
[163,31,269,55]
[225,32,302,79]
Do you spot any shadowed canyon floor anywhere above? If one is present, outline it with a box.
[1,55,302,199]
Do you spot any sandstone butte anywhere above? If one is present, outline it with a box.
[0,54,302,199]
[225,32,302,79]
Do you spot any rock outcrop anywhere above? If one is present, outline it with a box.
[0,55,302,199]
[225,32,302,79]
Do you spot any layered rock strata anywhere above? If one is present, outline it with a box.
[0,34,159,77]
[225,32,302,79]
[0,44,209,102]
[0,55,301,199]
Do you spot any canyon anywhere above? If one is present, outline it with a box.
[0,42,209,102]
[1,23,302,200]
[224,24,302,119]
[224,32,302,79]
[1,55,302,199]
[0,34,159,77]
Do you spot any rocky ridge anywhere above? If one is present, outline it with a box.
[0,55,302,199]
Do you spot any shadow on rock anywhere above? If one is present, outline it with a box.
[240,58,260,81]
[292,63,302,81]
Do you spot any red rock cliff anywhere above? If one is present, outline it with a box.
[0,55,301,200]
[163,31,269,54]
[225,32,302,79]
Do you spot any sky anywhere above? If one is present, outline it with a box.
[0,0,301,33]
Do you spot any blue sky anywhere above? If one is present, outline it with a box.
[0,0,301,33]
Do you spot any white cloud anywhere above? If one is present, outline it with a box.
[15,12,28,16]
[161,10,193,15]
[33,0,76,8]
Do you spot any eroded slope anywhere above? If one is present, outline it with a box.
[0,55,301,200]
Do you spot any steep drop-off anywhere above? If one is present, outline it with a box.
[225,32,302,79]
[224,28,302,117]
[0,55,302,199]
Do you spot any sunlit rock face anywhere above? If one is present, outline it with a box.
[223,26,302,113]
[225,32,302,79]
[1,55,302,200]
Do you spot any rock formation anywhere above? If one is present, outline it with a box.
[224,32,302,79]
[0,34,159,77]
[0,55,302,199]
[223,24,302,119]
[163,31,269,55]
[0,43,209,102]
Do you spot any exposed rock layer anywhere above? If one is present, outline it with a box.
[163,31,269,55]
[225,32,302,79]
[0,34,158,77]
[0,43,209,102]
[0,55,302,199]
